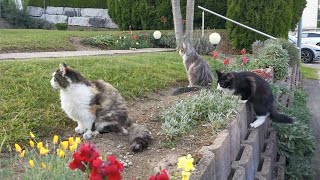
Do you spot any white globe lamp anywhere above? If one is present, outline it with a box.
[153,30,162,40]
[209,32,221,45]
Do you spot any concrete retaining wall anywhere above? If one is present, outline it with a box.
[26,6,118,28]
[191,66,299,180]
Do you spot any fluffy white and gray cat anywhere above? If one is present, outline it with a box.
[172,42,214,95]
[50,63,151,152]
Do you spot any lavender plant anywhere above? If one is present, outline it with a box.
[160,89,238,139]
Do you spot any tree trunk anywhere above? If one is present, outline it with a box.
[15,0,23,10]
[185,0,195,44]
[171,0,184,50]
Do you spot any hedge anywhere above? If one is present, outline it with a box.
[226,0,306,50]
[107,0,228,30]
[28,0,108,9]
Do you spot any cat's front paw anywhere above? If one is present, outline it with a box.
[75,126,84,134]
[250,122,261,128]
[83,131,92,140]
[250,123,257,128]
[92,131,100,136]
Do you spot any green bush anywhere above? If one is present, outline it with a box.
[152,32,176,48]
[291,0,307,30]
[274,88,315,179]
[254,42,289,80]
[0,0,52,29]
[28,0,108,8]
[55,23,68,30]
[160,89,238,139]
[252,38,300,68]
[82,32,178,50]
[82,33,156,50]
[192,31,217,55]
[277,38,300,67]
[226,0,306,50]
[250,39,292,80]
[107,0,228,30]
[285,156,313,179]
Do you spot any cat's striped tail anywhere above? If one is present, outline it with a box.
[171,87,200,95]
[128,123,152,152]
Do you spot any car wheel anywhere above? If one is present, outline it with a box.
[317,42,320,46]
[301,49,314,63]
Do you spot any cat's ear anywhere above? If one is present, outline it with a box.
[226,73,233,80]
[215,70,222,77]
[59,63,69,76]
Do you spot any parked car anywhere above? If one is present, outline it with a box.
[290,31,320,46]
[288,34,320,63]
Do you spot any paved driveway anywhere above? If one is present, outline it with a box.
[302,62,320,179]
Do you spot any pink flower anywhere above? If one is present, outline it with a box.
[241,48,246,55]
[223,59,230,65]
[212,51,218,59]
[242,56,248,64]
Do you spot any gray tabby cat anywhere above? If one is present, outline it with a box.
[172,42,214,95]
[50,63,152,152]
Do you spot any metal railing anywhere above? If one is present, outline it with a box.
[198,6,277,40]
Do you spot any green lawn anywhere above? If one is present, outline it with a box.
[0,52,223,146]
[300,65,319,79]
[0,52,190,145]
[0,29,130,53]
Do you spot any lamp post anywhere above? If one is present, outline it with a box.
[209,33,221,49]
[153,30,162,40]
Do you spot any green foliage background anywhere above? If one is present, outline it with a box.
[226,0,306,50]
[107,0,227,30]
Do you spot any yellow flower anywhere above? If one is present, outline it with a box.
[41,162,46,169]
[75,137,81,144]
[182,171,191,180]
[68,137,74,146]
[19,150,26,158]
[57,149,65,158]
[29,160,34,168]
[29,140,35,148]
[53,135,59,144]
[61,141,68,150]
[14,144,22,153]
[30,132,35,138]
[40,147,49,155]
[37,142,43,149]
[69,143,78,152]
[177,154,195,172]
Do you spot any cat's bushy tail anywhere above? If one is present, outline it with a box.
[128,122,152,152]
[270,105,293,123]
[171,87,200,95]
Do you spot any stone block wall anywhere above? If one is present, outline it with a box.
[190,66,301,180]
[26,6,118,28]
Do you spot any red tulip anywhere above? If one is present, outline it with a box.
[149,169,170,180]
[212,51,219,59]
[242,56,248,63]
[241,48,246,55]
[223,59,230,65]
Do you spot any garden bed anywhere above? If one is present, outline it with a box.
[79,86,216,179]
